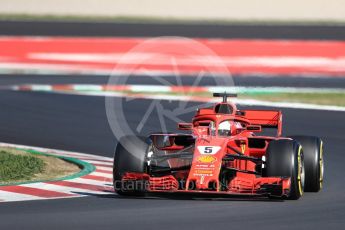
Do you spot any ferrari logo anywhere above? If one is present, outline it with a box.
[197,155,217,163]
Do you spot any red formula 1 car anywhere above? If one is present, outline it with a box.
[113,93,324,199]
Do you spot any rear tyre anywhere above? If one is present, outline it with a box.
[289,136,324,192]
[113,135,149,196]
[266,139,304,200]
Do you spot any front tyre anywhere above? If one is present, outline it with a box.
[113,135,149,196]
[289,136,324,192]
[266,140,305,200]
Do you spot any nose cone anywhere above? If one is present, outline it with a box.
[187,138,228,190]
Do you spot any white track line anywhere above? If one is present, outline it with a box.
[67,90,345,112]
[68,178,112,187]
[84,160,113,166]
[96,166,114,172]
[22,183,112,195]
[9,83,345,112]
[91,172,113,178]
[0,190,42,202]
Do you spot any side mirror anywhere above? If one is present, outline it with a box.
[178,123,193,130]
[246,125,262,132]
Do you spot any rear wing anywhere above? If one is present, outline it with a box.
[240,110,282,137]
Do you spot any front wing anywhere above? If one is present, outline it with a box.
[118,173,291,198]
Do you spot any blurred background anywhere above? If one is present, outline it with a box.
[1,0,345,23]
[0,0,344,108]
[0,0,344,145]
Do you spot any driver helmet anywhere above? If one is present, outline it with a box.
[209,121,216,136]
[218,120,231,136]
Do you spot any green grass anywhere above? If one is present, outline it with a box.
[239,93,345,107]
[116,91,345,107]
[0,147,80,185]
[0,150,45,183]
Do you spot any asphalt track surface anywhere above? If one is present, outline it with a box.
[0,89,344,229]
[1,20,345,40]
[0,21,345,229]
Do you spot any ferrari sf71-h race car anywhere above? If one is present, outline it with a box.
[113,93,324,199]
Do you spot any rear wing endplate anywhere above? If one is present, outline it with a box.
[241,110,282,137]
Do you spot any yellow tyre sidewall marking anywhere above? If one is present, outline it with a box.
[320,141,324,189]
[297,146,303,195]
